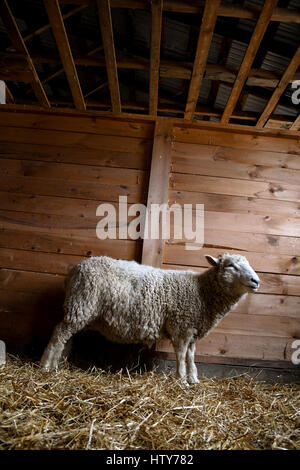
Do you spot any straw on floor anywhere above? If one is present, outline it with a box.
[0,354,299,450]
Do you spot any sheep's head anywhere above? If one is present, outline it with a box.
[205,253,260,294]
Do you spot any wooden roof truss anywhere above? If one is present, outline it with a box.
[0,0,299,131]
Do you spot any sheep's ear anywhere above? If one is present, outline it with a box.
[205,255,220,266]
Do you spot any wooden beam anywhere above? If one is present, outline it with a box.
[26,46,104,94]
[44,0,86,111]
[84,81,108,98]
[16,51,298,88]
[149,0,163,116]
[97,0,121,113]
[8,5,86,47]
[141,119,173,268]
[221,0,278,124]
[256,45,300,128]
[290,114,300,131]
[55,1,300,22]
[0,0,50,107]
[184,0,220,120]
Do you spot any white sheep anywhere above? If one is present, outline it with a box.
[40,253,260,383]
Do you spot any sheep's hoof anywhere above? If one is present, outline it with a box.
[188,376,200,384]
[176,375,190,387]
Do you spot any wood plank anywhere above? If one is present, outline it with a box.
[0,0,50,107]
[43,0,86,111]
[256,45,300,128]
[170,172,300,203]
[0,126,151,154]
[0,289,64,342]
[0,205,145,236]
[0,142,152,170]
[216,313,300,339]
[149,0,163,116]
[0,229,142,259]
[97,0,121,113]
[0,191,120,217]
[163,245,300,276]
[173,127,300,154]
[171,142,300,172]
[2,103,300,140]
[201,228,300,257]
[221,0,278,123]
[0,269,64,294]
[170,208,300,238]
[57,2,300,23]
[141,119,173,267]
[0,110,154,139]
[156,334,294,362]
[184,0,220,120]
[0,175,147,203]
[290,114,300,132]
[4,47,298,88]
[162,264,300,296]
[0,247,82,275]
[171,144,300,187]
[169,190,300,218]
[0,158,148,186]
[232,293,300,318]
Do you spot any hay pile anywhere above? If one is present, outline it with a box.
[0,354,299,450]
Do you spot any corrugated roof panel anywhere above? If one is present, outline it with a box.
[274,22,300,48]
[162,18,192,60]
[226,40,247,68]
[214,83,231,109]
[273,104,298,117]
[207,33,224,64]
[243,94,267,113]
[261,51,290,73]
[198,79,212,104]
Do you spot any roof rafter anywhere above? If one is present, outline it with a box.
[149,0,163,116]
[221,0,278,124]
[56,0,300,23]
[0,0,50,107]
[43,0,86,111]
[290,114,300,131]
[97,0,121,113]
[184,0,220,120]
[256,45,300,128]
[6,5,87,48]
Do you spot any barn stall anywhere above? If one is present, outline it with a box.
[0,0,299,450]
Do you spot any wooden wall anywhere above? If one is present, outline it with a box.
[0,107,299,366]
[0,109,153,344]
[156,125,300,363]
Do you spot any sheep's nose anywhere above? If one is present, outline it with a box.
[251,278,260,285]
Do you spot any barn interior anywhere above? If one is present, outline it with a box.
[0,0,300,384]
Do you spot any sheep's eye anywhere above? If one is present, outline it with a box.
[227,263,237,269]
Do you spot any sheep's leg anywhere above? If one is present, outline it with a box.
[173,338,190,382]
[40,321,79,371]
[186,341,199,384]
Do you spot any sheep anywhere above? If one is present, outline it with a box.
[40,253,260,383]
